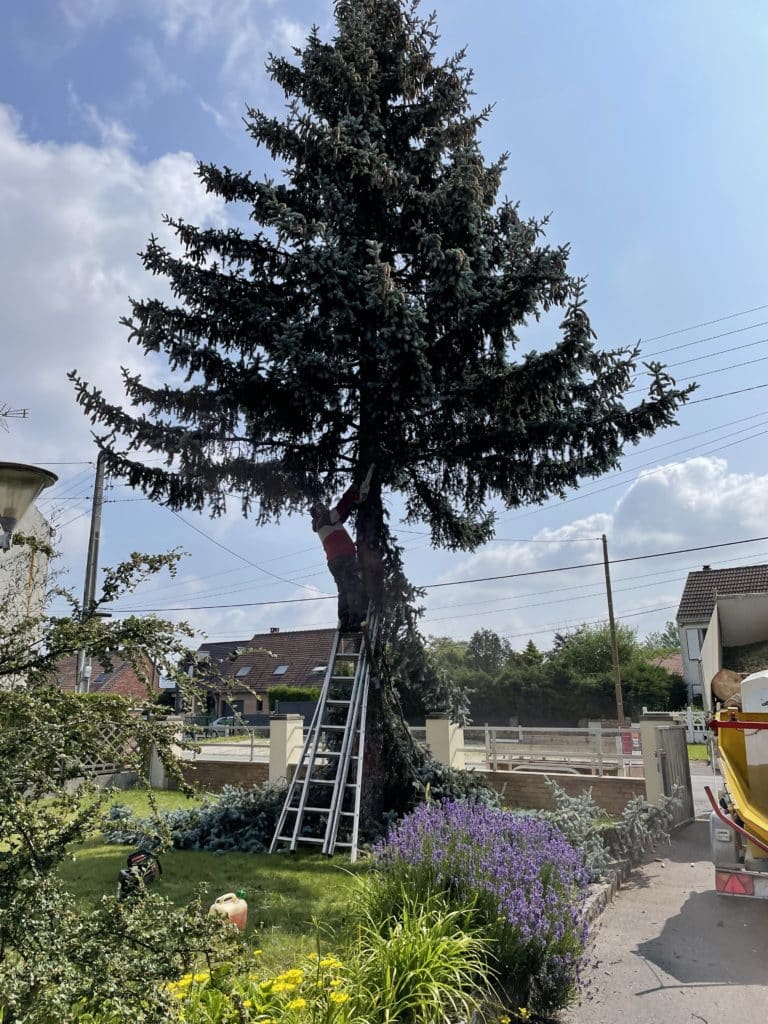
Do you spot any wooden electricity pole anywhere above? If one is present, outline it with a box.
[77,452,107,693]
[602,533,625,726]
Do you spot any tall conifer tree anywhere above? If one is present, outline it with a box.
[72,0,692,823]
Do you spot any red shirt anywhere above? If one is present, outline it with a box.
[316,487,358,561]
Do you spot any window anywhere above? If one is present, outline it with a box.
[685,628,703,662]
[310,664,326,674]
[235,666,252,678]
[273,664,289,675]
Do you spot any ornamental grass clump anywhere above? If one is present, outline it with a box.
[371,801,590,1016]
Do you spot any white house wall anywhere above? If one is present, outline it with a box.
[700,606,721,713]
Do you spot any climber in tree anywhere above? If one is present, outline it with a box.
[311,467,374,633]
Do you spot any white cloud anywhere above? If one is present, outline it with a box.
[419,456,768,645]
[59,0,313,91]
[0,102,227,570]
[67,84,136,149]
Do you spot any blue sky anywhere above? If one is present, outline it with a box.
[4,0,768,650]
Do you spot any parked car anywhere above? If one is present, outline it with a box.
[208,716,237,736]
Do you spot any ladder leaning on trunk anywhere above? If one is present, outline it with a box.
[269,611,378,862]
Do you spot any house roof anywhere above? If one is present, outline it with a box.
[650,653,684,677]
[55,653,159,698]
[196,639,250,669]
[201,627,336,692]
[677,564,768,622]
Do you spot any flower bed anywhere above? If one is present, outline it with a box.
[370,801,591,1016]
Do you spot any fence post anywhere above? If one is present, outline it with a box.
[148,716,184,790]
[426,714,465,769]
[269,714,303,783]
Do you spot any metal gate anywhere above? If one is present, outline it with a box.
[657,724,694,826]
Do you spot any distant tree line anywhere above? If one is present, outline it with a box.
[399,621,686,726]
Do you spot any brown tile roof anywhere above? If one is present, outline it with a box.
[55,653,160,699]
[677,564,768,622]
[650,653,683,677]
[201,627,336,694]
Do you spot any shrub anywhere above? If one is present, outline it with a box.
[370,801,589,1016]
[160,894,490,1024]
[540,780,681,880]
[104,783,287,853]
[350,890,490,1024]
[269,685,321,706]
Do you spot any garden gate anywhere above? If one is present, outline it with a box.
[657,724,694,826]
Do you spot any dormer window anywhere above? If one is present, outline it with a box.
[235,666,252,678]
[273,664,289,675]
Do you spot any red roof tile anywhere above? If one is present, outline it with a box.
[199,627,336,694]
[677,564,768,622]
[54,653,160,699]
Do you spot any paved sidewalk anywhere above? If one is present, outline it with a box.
[565,820,768,1024]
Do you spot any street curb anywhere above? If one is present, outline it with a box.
[582,857,633,925]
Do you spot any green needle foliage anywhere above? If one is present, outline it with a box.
[70,0,693,824]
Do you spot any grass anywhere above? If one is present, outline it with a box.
[57,787,365,971]
[688,743,709,761]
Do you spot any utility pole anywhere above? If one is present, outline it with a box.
[77,451,107,693]
[601,533,625,727]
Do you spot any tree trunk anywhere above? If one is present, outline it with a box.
[354,483,426,833]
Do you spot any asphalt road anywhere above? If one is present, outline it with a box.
[565,819,768,1024]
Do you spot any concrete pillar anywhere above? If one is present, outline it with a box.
[426,714,465,770]
[269,714,303,783]
[640,712,674,807]
[148,716,184,790]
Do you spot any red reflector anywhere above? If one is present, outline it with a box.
[716,870,755,896]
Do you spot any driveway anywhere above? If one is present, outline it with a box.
[565,819,768,1023]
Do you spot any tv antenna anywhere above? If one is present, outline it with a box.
[0,404,29,432]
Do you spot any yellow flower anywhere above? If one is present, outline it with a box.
[172,990,186,1001]
[253,949,263,957]
[307,952,320,961]
[243,1000,252,1008]
[518,1011,530,1022]
[319,957,343,970]
[500,1017,510,1024]
[271,981,297,994]
[259,981,274,992]
[329,992,349,1005]
[328,979,343,988]
[192,972,209,983]
[287,998,307,1010]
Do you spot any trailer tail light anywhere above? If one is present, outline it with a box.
[716,870,755,896]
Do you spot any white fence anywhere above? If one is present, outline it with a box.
[412,723,643,777]
[643,706,708,743]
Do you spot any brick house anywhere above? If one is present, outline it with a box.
[195,627,336,717]
[55,652,162,700]
[676,563,768,702]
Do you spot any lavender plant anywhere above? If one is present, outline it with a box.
[370,802,590,1016]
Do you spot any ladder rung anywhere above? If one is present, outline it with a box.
[326,699,351,706]
[322,724,349,731]
[293,836,325,845]
[331,675,355,681]
[302,806,331,813]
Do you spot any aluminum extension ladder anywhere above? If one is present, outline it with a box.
[270,612,378,862]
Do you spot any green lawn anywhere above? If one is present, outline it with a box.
[688,743,709,761]
[57,788,365,971]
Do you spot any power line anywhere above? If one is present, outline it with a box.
[503,419,768,522]
[169,510,330,597]
[496,603,676,642]
[639,302,768,344]
[109,532,768,613]
[643,318,768,359]
[687,383,768,405]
